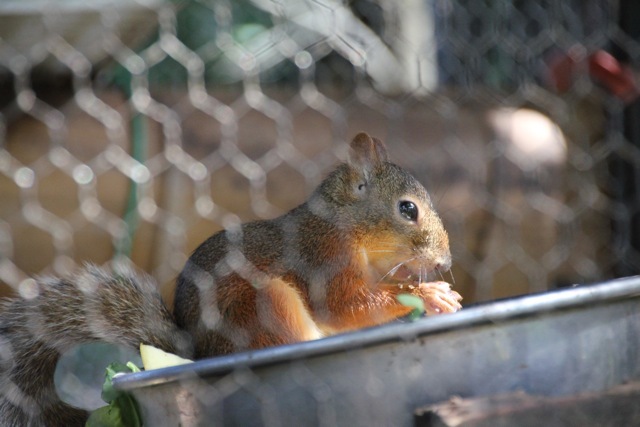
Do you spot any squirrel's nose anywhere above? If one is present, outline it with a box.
[434,254,452,273]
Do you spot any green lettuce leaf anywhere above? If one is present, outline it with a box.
[86,362,142,427]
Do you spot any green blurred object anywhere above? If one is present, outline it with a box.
[86,362,142,427]
[396,293,426,321]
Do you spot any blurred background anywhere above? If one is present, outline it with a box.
[1,0,638,306]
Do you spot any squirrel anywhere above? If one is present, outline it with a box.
[174,132,461,356]
[0,132,461,426]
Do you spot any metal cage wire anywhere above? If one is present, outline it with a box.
[1,0,634,302]
[0,0,639,423]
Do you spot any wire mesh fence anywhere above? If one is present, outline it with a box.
[2,0,635,301]
[0,0,639,424]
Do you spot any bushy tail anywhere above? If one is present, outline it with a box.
[0,265,192,426]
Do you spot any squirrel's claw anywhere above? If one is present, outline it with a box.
[419,281,463,315]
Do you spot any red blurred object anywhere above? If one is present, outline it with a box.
[547,46,587,93]
[547,46,639,103]
[588,50,639,103]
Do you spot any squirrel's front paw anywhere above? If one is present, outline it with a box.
[419,281,462,315]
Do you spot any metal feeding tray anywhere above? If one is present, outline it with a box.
[113,277,640,426]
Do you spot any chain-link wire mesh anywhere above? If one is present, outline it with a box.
[2,0,634,301]
[1,0,639,425]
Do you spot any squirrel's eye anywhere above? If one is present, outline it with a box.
[398,201,418,222]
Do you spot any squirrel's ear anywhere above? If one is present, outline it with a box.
[348,132,388,175]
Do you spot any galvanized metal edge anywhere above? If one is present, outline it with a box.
[114,275,640,391]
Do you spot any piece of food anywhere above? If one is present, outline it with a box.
[139,343,193,370]
[396,294,427,320]
[86,362,142,427]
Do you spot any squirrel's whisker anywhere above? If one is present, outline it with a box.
[377,257,417,286]
[380,262,406,283]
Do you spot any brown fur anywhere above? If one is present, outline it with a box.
[0,266,192,426]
